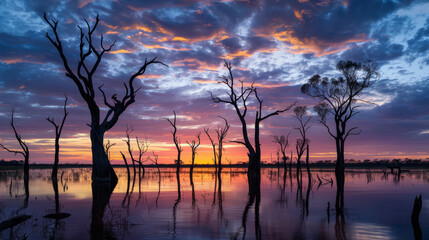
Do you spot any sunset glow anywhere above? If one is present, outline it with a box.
[0,0,429,165]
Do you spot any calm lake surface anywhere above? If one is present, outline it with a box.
[0,167,428,239]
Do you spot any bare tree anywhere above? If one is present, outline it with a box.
[148,151,161,207]
[215,117,230,174]
[124,125,137,176]
[187,132,201,176]
[210,61,294,173]
[165,111,183,173]
[301,60,379,211]
[135,136,149,176]
[43,13,166,182]
[293,106,311,174]
[204,127,217,167]
[273,134,290,171]
[46,96,69,180]
[104,140,115,161]
[0,109,30,176]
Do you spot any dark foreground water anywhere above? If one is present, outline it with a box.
[0,167,428,239]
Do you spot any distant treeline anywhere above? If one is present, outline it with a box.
[1,158,428,169]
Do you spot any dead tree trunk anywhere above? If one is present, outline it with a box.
[0,109,30,176]
[46,96,69,180]
[124,125,137,176]
[204,128,217,167]
[166,111,182,173]
[216,117,230,175]
[273,134,290,172]
[104,140,115,161]
[44,13,166,183]
[136,136,149,177]
[306,144,311,182]
[293,106,311,180]
[187,132,201,176]
[210,61,294,175]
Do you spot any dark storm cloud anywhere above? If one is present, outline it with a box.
[373,78,429,120]
[407,17,429,63]
[340,41,405,64]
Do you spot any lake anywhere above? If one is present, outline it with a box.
[0,167,428,239]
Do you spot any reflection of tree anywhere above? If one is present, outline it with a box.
[335,210,347,240]
[23,172,29,209]
[190,172,196,208]
[43,177,71,239]
[411,195,422,240]
[278,169,288,206]
[91,181,117,240]
[234,174,261,240]
[172,170,181,238]
[148,152,161,207]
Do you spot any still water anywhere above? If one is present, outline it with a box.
[0,167,428,239]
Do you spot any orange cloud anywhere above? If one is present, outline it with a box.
[78,0,95,8]
[193,79,218,84]
[257,27,371,57]
[0,58,42,64]
[221,48,278,60]
[141,44,191,51]
[101,21,118,30]
[172,36,190,42]
[106,30,120,35]
[109,49,134,54]
[172,58,220,72]
[123,24,153,32]
[294,10,304,21]
[137,74,163,79]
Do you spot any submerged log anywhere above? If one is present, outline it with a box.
[0,215,31,231]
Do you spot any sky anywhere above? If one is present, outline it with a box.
[0,0,429,165]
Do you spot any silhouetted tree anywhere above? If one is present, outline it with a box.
[124,125,137,176]
[46,96,69,180]
[148,151,161,206]
[166,111,183,173]
[273,134,290,171]
[293,106,311,175]
[0,109,30,176]
[135,136,149,176]
[104,140,115,161]
[187,132,201,176]
[210,61,294,174]
[43,13,166,182]
[215,117,230,174]
[204,127,217,167]
[301,60,378,211]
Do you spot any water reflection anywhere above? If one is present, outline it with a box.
[0,168,428,239]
